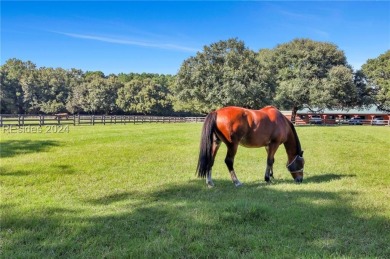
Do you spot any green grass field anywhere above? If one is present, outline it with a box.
[1,124,389,258]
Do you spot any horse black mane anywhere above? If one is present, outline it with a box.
[288,121,303,156]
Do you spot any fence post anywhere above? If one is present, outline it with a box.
[18,115,25,127]
[92,115,95,125]
[0,115,2,127]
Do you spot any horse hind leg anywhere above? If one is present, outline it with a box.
[206,170,214,188]
[206,136,221,188]
[225,144,242,187]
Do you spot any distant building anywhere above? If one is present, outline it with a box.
[282,107,389,125]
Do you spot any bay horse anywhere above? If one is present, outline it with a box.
[196,106,304,187]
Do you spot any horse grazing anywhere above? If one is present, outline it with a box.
[196,106,304,187]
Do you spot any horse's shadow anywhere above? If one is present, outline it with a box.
[239,173,357,187]
[305,173,356,183]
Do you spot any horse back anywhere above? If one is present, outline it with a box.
[257,106,291,141]
[215,106,290,147]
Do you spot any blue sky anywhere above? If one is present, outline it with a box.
[2,1,389,75]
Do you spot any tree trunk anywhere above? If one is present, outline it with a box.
[291,106,298,123]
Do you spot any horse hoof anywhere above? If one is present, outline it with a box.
[234,181,243,187]
[206,181,215,188]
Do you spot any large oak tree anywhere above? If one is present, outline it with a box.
[175,38,273,113]
[361,50,390,112]
[261,38,357,120]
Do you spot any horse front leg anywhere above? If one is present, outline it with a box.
[265,143,278,183]
[225,144,242,187]
[264,158,274,183]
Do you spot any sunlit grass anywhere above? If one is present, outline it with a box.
[1,124,389,257]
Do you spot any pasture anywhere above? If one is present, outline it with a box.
[1,124,389,258]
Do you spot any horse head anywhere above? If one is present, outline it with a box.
[287,151,304,183]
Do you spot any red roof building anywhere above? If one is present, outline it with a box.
[282,107,390,126]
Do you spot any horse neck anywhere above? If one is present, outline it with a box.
[284,122,302,161]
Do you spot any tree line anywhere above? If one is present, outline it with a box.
[0,62,177,115]
[1,38,389,116]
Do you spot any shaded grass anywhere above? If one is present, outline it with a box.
[0,140,60,158]
[1,124,389,258]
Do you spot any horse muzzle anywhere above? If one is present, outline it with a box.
[294,176,303,183]
[291,170,304,183]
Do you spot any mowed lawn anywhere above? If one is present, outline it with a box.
[1,123,389,258]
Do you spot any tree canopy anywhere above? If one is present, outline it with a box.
[361,50,390,112]
[1,59,174,115]
[1,39,387,115]
[258,39,359,120]
[116,78,173,115]
[175,38,273,113]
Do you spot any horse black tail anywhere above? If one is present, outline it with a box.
[196,112,217,178]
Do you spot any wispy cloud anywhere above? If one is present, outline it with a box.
[309,28,330,39]
[55,31,199,52]
[267,4,330,40]
[278,9,320,21]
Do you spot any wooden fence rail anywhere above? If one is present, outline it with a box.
[1,114,389,127]
[0,114,206,127]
